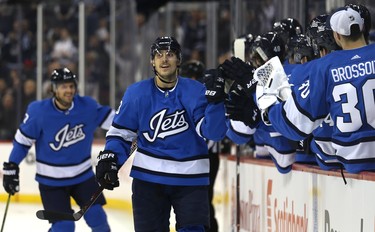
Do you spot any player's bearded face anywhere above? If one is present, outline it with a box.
[55,82,76,108]
[153,50,179,80]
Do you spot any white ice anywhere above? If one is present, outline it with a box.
[0,201,135,232]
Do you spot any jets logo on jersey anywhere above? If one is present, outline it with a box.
[143,109,189,142]
[49,124,86,151]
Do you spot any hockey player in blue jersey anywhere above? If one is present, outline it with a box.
[287,33,317,164]
[223,32,297,173]
[95,36,227,232]
[290,14,342,169]
[2,68,115,231]
[256,7,375,174]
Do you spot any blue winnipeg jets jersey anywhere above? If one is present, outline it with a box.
[289,59,341,168]
[226,61,297,174]
[269,43,375,173]
[104,77,227,186]
[9,96,114,186]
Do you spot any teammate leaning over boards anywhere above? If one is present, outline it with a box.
[290,14,342,170]
[257,7,375,174]
[95,36,227,232]
[2,68,115,231]
[223,32,297,174]
[285,33,318,164]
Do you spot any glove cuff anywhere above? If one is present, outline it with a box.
[97,150,118,162]
[3,162,19,169]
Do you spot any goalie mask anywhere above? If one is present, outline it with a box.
[150,36,182,62]
[306,14,340,56]
[250,32,285,67]
[50,68,77,93]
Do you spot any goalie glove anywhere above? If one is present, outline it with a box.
[254,56,291,111]
[220,56,257,97]
[203,68,226,103]
[225,82,261,128]
[96,151,120,190]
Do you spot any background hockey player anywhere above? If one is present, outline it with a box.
[2,68,115,231]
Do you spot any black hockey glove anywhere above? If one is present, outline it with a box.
[220,56,257,97]
[203,68,226,103]
[225,82,261,128]
[295,135,314,154]
[96,151,120,190]
[3,162,20,195]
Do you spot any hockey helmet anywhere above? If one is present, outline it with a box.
[50,68,77,89]
[272,17,303,45]
[250,31,285,66]
[150,36,182,61]
[179,60,206,81]
[306,14,340,56]
[292,34,315,63]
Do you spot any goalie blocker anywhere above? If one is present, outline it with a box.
[254,56,291,109]
[253,56,291,125]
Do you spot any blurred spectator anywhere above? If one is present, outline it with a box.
[53,2,77,32]
[0,91,18,140]
[96,17,109,43]
[1,31,20,69]
[181,10,207,61]
[51,27,78,65]
[85,50,100,100]
[217,7,232,63]
[21,78,36,116]
[260,0,275,33]
[9,69,21,90]
[1,19,35,70]
[0,5,15,37]
[0,76,10,98]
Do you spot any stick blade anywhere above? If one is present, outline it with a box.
[36,210,76,221]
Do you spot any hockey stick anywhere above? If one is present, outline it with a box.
[36,140,138,221]
[36,185,105,221]
[1,194,11,232]
[233,37,244,232]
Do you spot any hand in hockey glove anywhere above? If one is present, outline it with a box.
[3,162,20,195]
[220,56,257,97]
[295,135,314,154]
[96,151,120,190]
[254,56,291,112]
[203,68,226,103]
[225,82,261,128]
